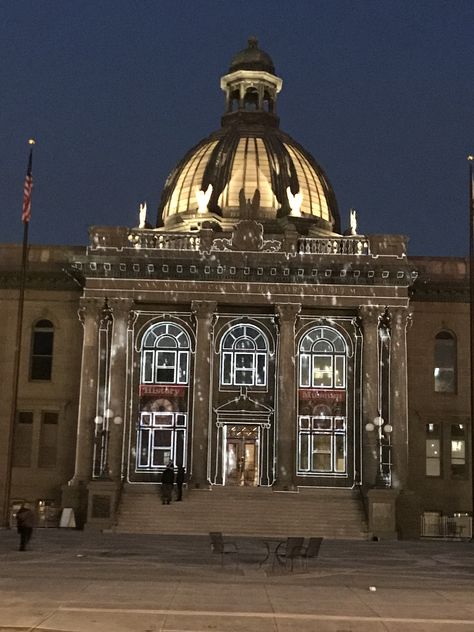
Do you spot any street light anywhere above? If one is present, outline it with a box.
[93,409,123,478]
[365,413,392,487]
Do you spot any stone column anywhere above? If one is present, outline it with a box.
[191,301,216,488]
[389,307,410,490]
[107,298,133,482]
[71,299,101,483]
[61,299,100,526]
[275,303,301,490]
[359,305,382,487]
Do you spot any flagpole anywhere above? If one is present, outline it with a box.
[469,154,474,534]
[2,140,35,528]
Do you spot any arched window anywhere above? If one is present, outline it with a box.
[299,326,346,389]
[30,319,54,380]
[220,324,268,387]
[297,326,348,476]
[136,322,191,473]
[141,322,190,385]
[434,331,456,393]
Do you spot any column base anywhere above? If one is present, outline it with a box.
[396,490,422,539]
[368,488,399,540]
[190,479,211,491]
[85,480,120,531]
[273,481,298,492]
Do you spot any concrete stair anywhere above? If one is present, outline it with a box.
[115,485,368,539]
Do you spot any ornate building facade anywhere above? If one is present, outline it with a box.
[1,40,471,537]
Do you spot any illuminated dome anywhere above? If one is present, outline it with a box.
[157,39,340,236]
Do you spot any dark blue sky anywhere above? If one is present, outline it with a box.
[1,0,473,256]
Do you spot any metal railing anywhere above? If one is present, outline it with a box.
[421,512,472,539]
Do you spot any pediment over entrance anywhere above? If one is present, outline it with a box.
[215,390,272,425]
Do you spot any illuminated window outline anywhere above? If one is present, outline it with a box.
[136,411,187,471]
[297,416,346,474]
[141,322,190,385]
[220,324,268,387]
[298,326,346,389]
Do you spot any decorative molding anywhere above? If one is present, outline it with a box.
[211,220,281,253]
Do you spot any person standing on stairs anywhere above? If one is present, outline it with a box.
[161,462,175,505]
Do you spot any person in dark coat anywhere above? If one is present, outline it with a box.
[16,504,35,551]
[175,466,186,501]
[161,462,174,505]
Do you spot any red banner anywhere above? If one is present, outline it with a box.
[139,385,187,397]
[299,389,345,403]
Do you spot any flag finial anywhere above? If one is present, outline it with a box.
[468,155,473,162]
[28,138,35,145]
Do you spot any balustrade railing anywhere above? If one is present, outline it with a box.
[90,228,371,256]
[126,231,201,251]
[297,237,370,255]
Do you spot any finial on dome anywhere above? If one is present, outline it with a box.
[248,36,258,48]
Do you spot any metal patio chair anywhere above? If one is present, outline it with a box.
[274,536,304,571]
[209,532,239,567]
[301,537,323,569]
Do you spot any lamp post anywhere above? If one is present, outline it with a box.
[93,408,123,479]
[365,414,393,487]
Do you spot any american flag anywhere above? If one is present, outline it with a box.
[21,149,33,223]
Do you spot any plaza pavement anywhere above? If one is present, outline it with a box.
[1,529,474,631]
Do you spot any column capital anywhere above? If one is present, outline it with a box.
[108,297,135,317]
[77,298,102,328]
[191,300,217,321]
[388,306,411,330]
[358,304,384,325]
[275,303,301,324]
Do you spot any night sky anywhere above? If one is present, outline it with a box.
[1,0,473,256]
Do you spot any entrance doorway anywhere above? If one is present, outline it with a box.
[225,426,259,486]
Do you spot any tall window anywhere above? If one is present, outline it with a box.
[425,423,441,477]
[434,331,456,393]
[298,327,347,475]
[451,424,466,478]
[141,322,190,385]
[38,412,59,468]
[220,324,268,387]
[137,322,190,472]
[299,326,346,389]
[13,411,34,467]
[30,320,54,380]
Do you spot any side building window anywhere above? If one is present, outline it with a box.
[451,424,466,478]
[38,412,59,468]
[425,423,441,477]
[434,331,456,393]
[31,319,54,381]
[220,324,268,387]
[13,410,60,469]
[13,412,34,467]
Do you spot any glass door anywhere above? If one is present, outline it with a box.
[224,425,259,486]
